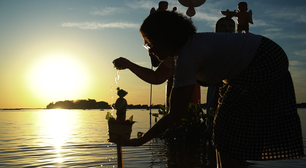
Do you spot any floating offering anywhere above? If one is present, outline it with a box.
[106,87,135,142]
[106,112,135,142]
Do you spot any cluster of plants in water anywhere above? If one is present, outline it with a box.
[152,103,215,143]
[150,103,216,167]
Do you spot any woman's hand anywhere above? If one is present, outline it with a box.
[113,57,131,70]
[110,137,146,146]
[122,138,146,146]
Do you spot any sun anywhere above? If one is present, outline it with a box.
[28,52,89,101]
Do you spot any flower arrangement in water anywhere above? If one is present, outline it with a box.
[106,87,136,142]
[106,112,135,142]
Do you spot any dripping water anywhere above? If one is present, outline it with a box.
[110,70,120,113]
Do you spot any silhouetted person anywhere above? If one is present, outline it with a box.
[113,11,304,168]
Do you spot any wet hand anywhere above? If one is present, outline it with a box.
[109,137,145,146]
[113,57,130,70]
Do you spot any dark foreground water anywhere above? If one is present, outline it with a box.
[0,109,305,167]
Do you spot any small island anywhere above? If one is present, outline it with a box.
[46,99,306,110]
[46,98,164,110]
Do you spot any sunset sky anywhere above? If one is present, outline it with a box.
[0,0,306,108]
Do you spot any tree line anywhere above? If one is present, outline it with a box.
[46,99,306,110]
[296,103,306,108]
[46,99,163,109]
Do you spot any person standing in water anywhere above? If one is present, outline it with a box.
[206,17,236,115]
[113,11,304,168]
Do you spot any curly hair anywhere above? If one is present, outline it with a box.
[140,11,196,50]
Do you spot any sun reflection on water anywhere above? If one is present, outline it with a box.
[37,109,77,163]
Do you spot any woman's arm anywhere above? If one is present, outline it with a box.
[113,57,173,84]
[121,84,195,146]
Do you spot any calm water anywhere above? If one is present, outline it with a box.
[0,109,305,168]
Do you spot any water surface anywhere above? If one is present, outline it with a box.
[0,109,305,167]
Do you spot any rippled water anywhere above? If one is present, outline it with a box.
[0,109,305,167]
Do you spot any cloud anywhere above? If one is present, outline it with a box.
[61,22,140,30]
[294,49,306,57]
[252,19,271,27]
[289,65,306,103]
[189,2,225,27]
[265,28,282,32]
[290,60,306,66]
[287,34,306,39]
[125,0,219,24]
[193,12,220,23]
[262,31,306,40]
[300,14,306,23]
[289,66,306,82]
[264,6,306,24]
[125,0,156,9]
[90,7,124,16]
[125,0,183,11]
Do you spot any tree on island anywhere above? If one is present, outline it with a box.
[46,99,111,109]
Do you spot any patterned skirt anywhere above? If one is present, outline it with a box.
[212,37,304,160]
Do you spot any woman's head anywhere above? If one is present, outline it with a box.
[140,11,196,57]
[215,17,235,33]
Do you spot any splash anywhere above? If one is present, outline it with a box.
[115,70,120,86]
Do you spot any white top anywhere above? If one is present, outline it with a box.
[173,32,262,87]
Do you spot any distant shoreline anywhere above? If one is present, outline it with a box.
[1,103,306,110]
[296,103,306,108]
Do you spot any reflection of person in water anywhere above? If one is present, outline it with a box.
[115,88,128,121]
